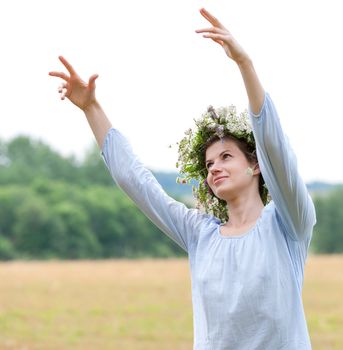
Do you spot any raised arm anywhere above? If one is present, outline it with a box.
[49,56,112,148]
[196,10,316,240]
[196,8,264,114]
[49,56,211,252]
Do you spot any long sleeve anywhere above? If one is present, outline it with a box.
[249,93,316,241]
[101,128,214,253]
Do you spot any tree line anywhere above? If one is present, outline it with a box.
[0,136,188,260]
[0,135,342,259]
[311,188,343,254]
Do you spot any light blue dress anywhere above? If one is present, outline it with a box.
[102,93,316,350]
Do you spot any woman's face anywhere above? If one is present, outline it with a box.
[205,138,259,202]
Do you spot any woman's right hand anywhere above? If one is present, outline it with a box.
[195,8,250,66]
[49,56,99,111]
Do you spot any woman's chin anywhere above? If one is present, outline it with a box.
[213,189,229,202]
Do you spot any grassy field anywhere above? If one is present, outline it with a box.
[0,255,342,350]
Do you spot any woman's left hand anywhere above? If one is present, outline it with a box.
[196,8,250,66]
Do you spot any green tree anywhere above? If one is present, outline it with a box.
[80,143,113,186]
[0,186,35,240]
[0,136,79,185]
[0,135,191,259]
[81,186,184,258]
[0,234,16,260]
[52,202,101,259]
[12,195,65,258]
[312,188,343,253]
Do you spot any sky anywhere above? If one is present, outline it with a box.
[1,0,342,183]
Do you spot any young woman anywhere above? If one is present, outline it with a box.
[50,8,316,350]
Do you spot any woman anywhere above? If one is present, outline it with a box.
[50,8,316,350]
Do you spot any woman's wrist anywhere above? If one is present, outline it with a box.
[83,99,101,115]
[82,99,112,148]
[236,56,253,70]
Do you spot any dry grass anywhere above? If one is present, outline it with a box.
[0,256,342,349]
[303,255,343,350]
[0,259,193,350]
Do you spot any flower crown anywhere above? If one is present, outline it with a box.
[176,105,269,222]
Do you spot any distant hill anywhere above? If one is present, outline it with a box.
[306,181,340,193]
[153,171,194,198]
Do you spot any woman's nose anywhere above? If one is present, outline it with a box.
[210,162,222,174]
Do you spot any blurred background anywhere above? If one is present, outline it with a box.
[0,0,342,349]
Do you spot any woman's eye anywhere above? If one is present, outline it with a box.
[223,153,231,159]
[206,162,213,169]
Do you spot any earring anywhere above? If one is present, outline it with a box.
[246,167,254,176]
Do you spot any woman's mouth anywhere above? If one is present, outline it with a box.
[213,176,228,185]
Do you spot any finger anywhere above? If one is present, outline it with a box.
[58,56,77,76]
[195,27,228,35]
[211,38,224,46]
[88,74,99,90]
[58,84,67,97]
[202,33,227,47]
[199,8,225,29]
[212,38,224,46]
[49,71,69,82]
[60,89,67,100]
[58,82,68,93]
[199,33,224,46]
[199,8,220,24]
[202,33,228,42]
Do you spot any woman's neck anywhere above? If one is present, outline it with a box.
[225,193,264,229]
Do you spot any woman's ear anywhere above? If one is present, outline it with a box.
[253,162,261,175]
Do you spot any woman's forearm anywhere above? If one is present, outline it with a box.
[237,58,265,115]
[83,101,112,148]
